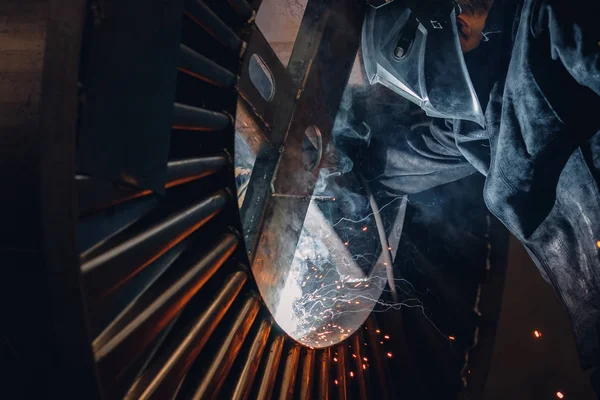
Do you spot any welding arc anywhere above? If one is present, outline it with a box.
[359,173,398,302]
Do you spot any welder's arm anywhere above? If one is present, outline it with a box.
[362,117,478,195]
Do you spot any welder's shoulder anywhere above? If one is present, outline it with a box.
[528,0,600,38]
[525,0,600,94]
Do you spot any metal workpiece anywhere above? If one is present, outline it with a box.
[231,318,274,400]
[352,330,371,400]
[237,27,298,138]
[81,190,230,302]
[124,269,248,400]
[190,295,261,399]
[184,0,243,53]
[172,102,232,131]
[165,156,229,186]
[278,344,302,400]
[245,0,371,348]
[317,348,331,400]
[336,342,349,400]
[299,348,316,400]
[255,335,285,400]
[77,196,160,254]
[179,44,237,88]
[235,26,298,260]
[78,155,228,213]
[93,233,240,389]
[86,238,192,338]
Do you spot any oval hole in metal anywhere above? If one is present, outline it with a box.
[248,54,275,102]
[302,125,323,171]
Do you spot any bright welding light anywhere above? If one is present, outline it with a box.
[258,193,418,348]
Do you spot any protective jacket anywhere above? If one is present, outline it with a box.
[366,0,600,367]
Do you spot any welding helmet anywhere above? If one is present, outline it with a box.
[362,0,485,126]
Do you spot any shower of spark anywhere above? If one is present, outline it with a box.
[269,191,450,347]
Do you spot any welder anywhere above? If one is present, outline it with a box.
[360,0,600,388]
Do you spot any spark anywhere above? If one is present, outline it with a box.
[349,371,354,378]
[363,364,367,370]
[533,330,542,338]
[332,196,403,227]
[282,236,448,347]
[334,380,339,385]
[556,392,564,399]
[384,335,390,340]
[387,352,393,358]
[448,336,456,341]
[362,226,368,232]
[363,357,368,362]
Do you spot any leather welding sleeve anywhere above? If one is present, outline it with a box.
[362,116,478,195]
